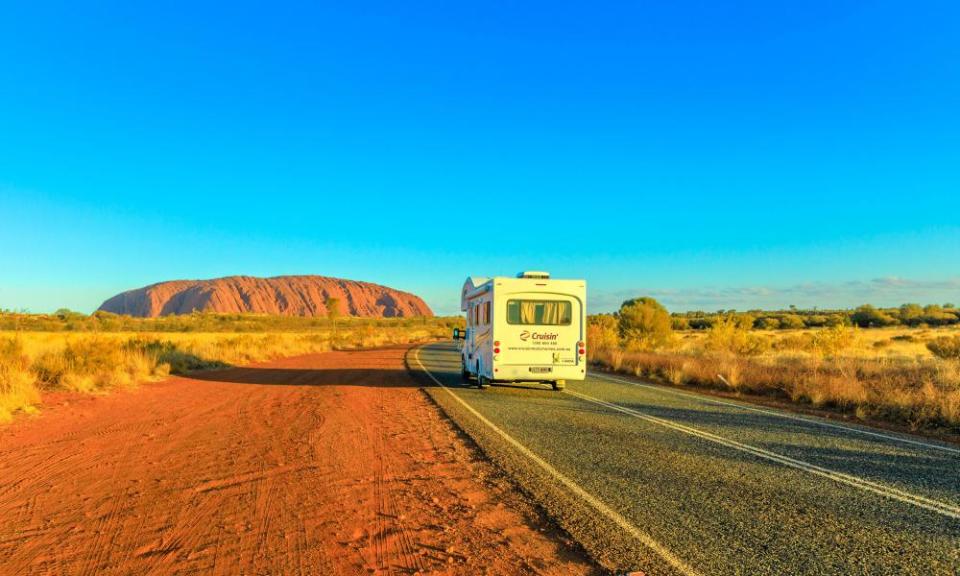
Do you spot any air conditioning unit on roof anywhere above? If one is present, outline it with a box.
[517,271,550,279]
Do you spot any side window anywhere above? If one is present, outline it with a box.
[483,301,491,325]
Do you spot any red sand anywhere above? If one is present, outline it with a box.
[0,345,597,575]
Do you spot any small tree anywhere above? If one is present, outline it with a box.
[325,297,342,340]
[617,297,672,350]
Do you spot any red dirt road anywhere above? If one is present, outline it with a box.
[0,345,598,575]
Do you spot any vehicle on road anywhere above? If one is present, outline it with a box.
[456,271,586,390]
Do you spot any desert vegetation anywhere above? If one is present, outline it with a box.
[670,302,960,330]
[590,299,960,434]
[0,312,461,422]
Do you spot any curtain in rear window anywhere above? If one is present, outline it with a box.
[507,300,571,325]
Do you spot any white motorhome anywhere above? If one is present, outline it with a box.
[457,271,586,390]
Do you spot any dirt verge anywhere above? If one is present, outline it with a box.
[0,345,600,575]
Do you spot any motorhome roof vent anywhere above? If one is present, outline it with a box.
[517,271,550,279]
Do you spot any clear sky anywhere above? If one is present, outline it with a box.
[2,1,958,316]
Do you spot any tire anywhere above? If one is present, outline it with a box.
[460,359,471,382]
[551,380,566,391]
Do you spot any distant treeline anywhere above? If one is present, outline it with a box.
[0,310,463,333]
[596,303,960,330]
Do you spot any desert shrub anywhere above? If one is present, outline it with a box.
[779,314,806,330]
[31,338,162,392]
[921,305,959,326]
[754,316,781,330]
[587,315,620,351]
[0,338,41,422]
[899,304,925,326]
[803,315,830,327]
[618,297,673,350]
[851,305,899,328]
[774,333,815,352]
[687,316,714,330]
[928,336,960,360]
[705,316,769,356]
[811,324,857,356]
[591,342,960,431]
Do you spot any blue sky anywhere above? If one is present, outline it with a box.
[1,1,958,316]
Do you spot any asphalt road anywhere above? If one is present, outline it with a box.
[412,342,960,576]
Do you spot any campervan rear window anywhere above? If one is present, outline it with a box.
[506,300,572,325]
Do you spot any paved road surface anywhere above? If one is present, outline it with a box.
[413,342,960,576]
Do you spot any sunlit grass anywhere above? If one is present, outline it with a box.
[0,317,458,422]
[589,325,960,432]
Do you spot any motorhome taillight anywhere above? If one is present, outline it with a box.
[494,347,501,354]
[494,340,500,346]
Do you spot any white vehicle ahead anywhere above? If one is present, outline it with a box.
[455,271,586,390]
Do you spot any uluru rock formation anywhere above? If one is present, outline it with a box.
[97,275,433,318]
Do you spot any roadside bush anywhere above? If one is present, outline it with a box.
[705,316,769,356]
[587,315,619,352]
[811,324,857,356]
[618,297,673,350]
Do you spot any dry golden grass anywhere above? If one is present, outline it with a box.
[588,324,960,433]
[0,322,449,422]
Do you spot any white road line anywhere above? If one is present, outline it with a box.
[565,389,960,520]
[588,372,960,455]
[413,347,702,576]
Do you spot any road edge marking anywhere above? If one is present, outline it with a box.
[588,372,960,455]
[565,389,960,520]
[413,345,702,576]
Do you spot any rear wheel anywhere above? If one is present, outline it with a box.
[551,380,566,391]
[460,358,471,382]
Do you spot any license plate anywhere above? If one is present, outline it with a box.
[529,367,553,373]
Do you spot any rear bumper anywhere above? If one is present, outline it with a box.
[493,365,586,381]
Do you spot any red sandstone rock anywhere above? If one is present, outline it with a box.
[97,275,433,318]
